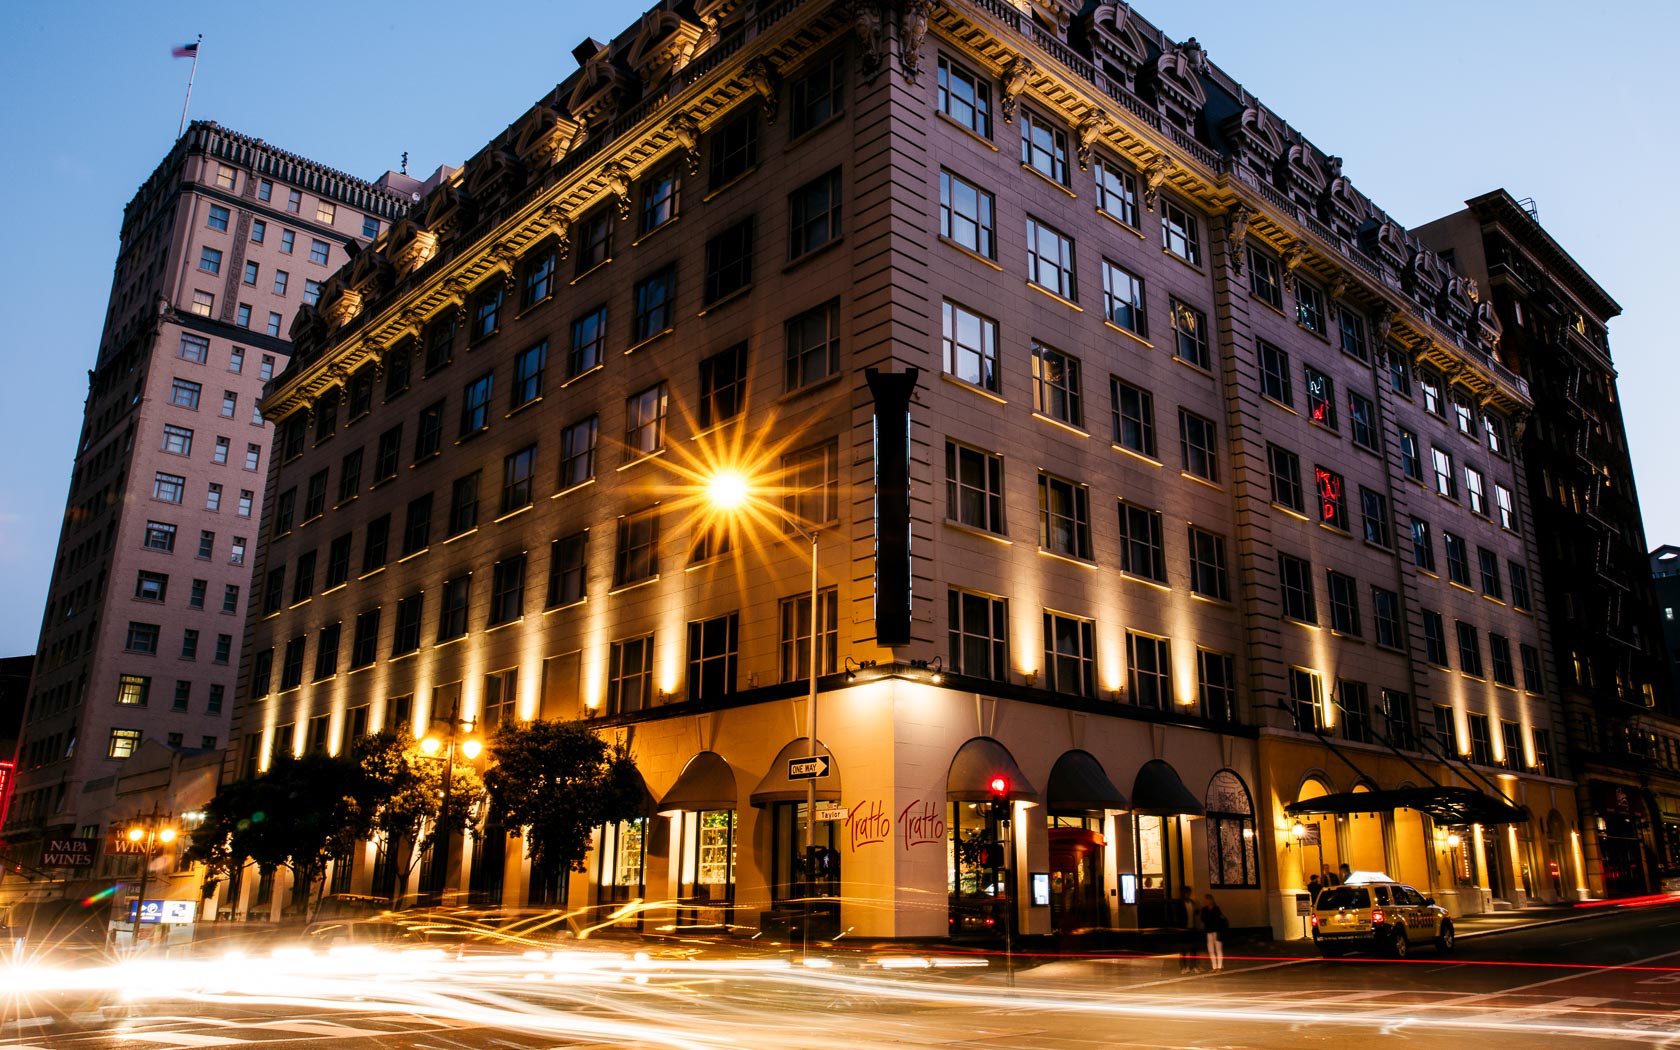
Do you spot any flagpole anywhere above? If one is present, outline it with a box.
[177,34,202,139]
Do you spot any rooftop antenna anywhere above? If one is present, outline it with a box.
[401,151,409,176]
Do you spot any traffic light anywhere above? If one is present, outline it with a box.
[988,775,1010,824]
[980,842,1006,869]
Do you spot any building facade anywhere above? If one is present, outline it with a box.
[231,0,1580,940]
[1418,196,1678,897]
[0,122,418,911]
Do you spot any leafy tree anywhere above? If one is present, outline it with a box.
[352,730,483,904]
[185,750,377,922]
[483,720,644,880]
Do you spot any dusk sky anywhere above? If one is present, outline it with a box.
[1,0,1674,656]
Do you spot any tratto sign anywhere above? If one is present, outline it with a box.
[41,837,99,868]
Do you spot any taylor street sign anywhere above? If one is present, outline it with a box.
[814,805,850,822]
[42,837,98,868]
[787,755,831,780]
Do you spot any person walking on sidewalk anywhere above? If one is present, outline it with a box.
[1178,887,1203,973]
[1200,894,1229,972]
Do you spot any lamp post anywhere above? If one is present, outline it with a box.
[706,471,824,935]
[124,803,177,947]
[420,701,481,907]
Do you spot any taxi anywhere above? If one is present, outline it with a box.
[1310,872,1453,958]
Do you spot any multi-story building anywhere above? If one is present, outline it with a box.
[1418,195,1676,897]
[232,0,1581,939]
[0,122,418,909]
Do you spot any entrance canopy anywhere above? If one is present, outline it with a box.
[750,739,841,805]
[658,751,737,814]
[1286,785,1526,826]
[947,737,1039,802]
[1130,759,1204,816]
[1046,750,1128,812]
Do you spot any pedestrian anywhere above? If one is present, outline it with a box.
[1308,873,1322,903]
[1322,864,1340,887]
[1201,894,1228,972]
[1339,863,1353,885]
[1178,887,1202,974]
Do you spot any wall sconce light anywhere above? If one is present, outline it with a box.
[1446,832,1462,849]
[1288,821,1307,848]
[907,656,944,684]
[1024,671,1038,687]
[844,656,860,682]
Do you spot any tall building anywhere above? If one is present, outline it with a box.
[232,0,1581,939]
[1,122,418,907]
[1418,195,1677,897]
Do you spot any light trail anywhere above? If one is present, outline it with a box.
[4,942,1678,1048]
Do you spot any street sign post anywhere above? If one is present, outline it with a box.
[787,755,830,780]
[814,804,848,821]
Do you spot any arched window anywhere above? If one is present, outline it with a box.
[1206,770,1259,888]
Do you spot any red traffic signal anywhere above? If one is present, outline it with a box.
[988,776,1009,798]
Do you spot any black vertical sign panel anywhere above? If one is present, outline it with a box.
[867,367,918,647]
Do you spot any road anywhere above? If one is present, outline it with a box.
[5,903,1680,1048]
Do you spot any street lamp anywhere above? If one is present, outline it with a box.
[123,805,178,946]
[420,701,481,906]
[705,469,825,929]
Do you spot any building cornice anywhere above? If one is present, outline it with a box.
[1466,189,1621,322]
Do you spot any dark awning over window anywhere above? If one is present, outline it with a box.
[947,737,1039,802]
[750,739,841,806]
[1130,759,1204,816]
[1286,785,1527,826]
[1046,749,1128,812]
[658,751,737,813]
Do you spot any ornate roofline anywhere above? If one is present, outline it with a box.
[1464,189,1621,322]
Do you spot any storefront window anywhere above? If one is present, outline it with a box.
[770,802,839,903]
[598,818,646,903]
[949,800,1005,897]
[679,809,737,903]
[1205,771,1259,888]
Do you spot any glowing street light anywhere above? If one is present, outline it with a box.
[122,805,180,947]
[419,703,482,905]
[705,470,750,511]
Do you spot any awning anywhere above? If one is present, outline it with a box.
[658,751,737,813]
[947,737,1039,802]
[1130,760,1204,816]
[1046,750,1128,812]
[1286,785,1527,826]
[750,739,841,806]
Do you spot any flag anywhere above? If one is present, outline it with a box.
[172,42,199,59]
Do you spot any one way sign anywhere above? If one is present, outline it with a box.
[787,755,830,780]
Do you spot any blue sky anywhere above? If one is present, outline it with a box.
[1,1,1675,655]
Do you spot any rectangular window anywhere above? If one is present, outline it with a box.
[1421,369,1444,416]
[392,593,423,656]
[1127,631,1172,709]
[698,341,747,429]
[423,316,455,375]
[1466,467,1488,516]
[383,342,411,398]
[448,470,480,536]
[1315,466,1347,530]
[162,424,193,455]
[789,169,842,259]
[402,493,432,555]
[1510,562,1531,611]
[336,447,360,503]
[1521,643,1544,693]
[1373,587,1403,650]
[521,245,557,307]
[303,469,327,520]
[309,239,330,265]
[1423,611,1449,666]
[1178,409,1218,481]
[1116,500,1166,583]
[108,728,142,759]
[941,300,998,393]
[469,283,502,342]
[229,347,244,373]
[251,219,266,243]
[362,513,389,573]
[1411,516,1435,570]
[1490,633,1517,686]
[374,424,402,482]
[1269,444,1304,512]
[117,673,150,707]
[1188,526,1229,600]
[1478,547,1503,599]
[623,383,668,462]
[709,106,760,188]
[437,574,470,642]
[1297,281,1327,334]
[1101,259,1147,336]
[1198,649,1237,723]
[242,260,258,286]
[778,588,838,681]
[938,169,996,260]
[1360,487,1390,547]
[280,229,295,254]
[1456,621,1484,677]
[291,549,317,604]
[560,415,598,489]
[1038,473,1091,560]
[222,583,239,614]
[1327,571,1361,636]
[313,623,341,681]
[325,532,352,589]
[547,531,588,608]
[1110,377,1156,457]
[1444,531,1471,586]
[945,441,1004,533]
[1289,667,1323,732]
[1278,553,1316,622]
[1020,109,1070,185]
[237,304,253,328]
[1432,447,1456,498]
[1248,247,1282,309]
[1093,156,1139,227]
[153,472,186,503]
[1339,308,1369,360]
[199,247,222,275]
[414,400,444,461]
[1381,690,1415,750]
[489,555,527,626]
[1339,680,1372,743]
[1399,427,1422,481]
[790,52,843,135]
[1349,393,1377,450]
[568,305,608,378]
[499,445,536,516]
[1495,484,1516,531]
[785,299,840,390]
[948,589,1007,680]
[135,570,168,602]
[1258,340,1292,405]
[512,341,547,409]
[207,203,230,231]
[171,378,202,409]
[1160,199,1202,265]
[1171,299,1209,369]
[362,215,379,238]
[614,506,661,586]
[230,536,246,564]
[1305,366,1336,429]
[349,608,380,670]
[1025,216,1076,300]
[125,621,159,653]
[575,208,611,275]
[782,440,840,528]
[460,372,494,436]
[1468,713,1494,766]
[190,290,214,316]
[937,55,992,137]
[1532,726,1553,776]
[179,334,209,363]
[637,165,680,237]
[1043,611,1096,697]
[607,636,655,715]
[633,265,677,341]
[1387,350,1411,395]
[686,613,739,701]
[190,574,208,604]
[266,311,282,337]
[144,520,177,551]
[1031,343,1082,426]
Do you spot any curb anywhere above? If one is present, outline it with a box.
[1455,904,1660,940]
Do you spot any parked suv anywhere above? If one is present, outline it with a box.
[1311,878,1453,958]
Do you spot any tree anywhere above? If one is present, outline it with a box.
[353,730,483,905]
[483,720,644,881]
[185,750,377,922]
